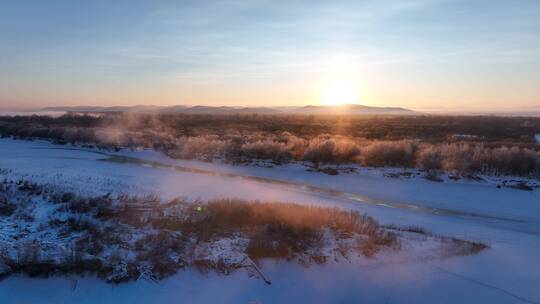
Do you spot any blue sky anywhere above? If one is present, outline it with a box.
[1,0,539,110]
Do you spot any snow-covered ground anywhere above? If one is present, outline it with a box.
[0,138,539,303]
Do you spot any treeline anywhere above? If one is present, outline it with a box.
[2,112,540,143]
[1,113,539,177]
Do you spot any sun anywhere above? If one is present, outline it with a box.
[320,80,359,106]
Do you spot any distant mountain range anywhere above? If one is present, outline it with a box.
[42,104,417,115]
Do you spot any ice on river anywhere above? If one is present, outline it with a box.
[0,138,539,304]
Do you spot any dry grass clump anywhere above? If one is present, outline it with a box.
[180,200,373,234]
[177,200,396,260]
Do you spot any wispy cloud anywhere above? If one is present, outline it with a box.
[1,0,539,108]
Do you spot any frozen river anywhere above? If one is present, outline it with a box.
[0,138,539,304]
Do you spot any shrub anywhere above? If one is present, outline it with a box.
[241,140,292,162]
[303,137,337,165]
[417,144,540,177]
[359,140,417,167]
[478,146,539,176]
[176,136,226,160]
[333,138,361,165]
[416,145,443,171]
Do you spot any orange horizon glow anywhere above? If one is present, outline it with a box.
[1,2,539,113]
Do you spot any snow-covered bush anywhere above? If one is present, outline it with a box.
[240,140,292,162]
[359,140,417,168]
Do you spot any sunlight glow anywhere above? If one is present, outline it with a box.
[320,80,359,106]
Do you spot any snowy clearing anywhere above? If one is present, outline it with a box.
[0,138,539,303]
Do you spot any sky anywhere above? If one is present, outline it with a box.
[0,0,539,111]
